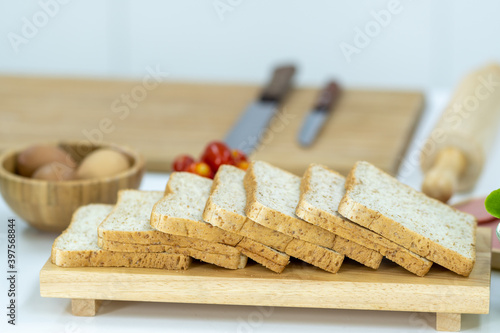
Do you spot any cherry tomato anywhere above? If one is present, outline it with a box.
[231,149,248,164]
[236,161,249,171]
[172,155,195,172]
[186,162,213,178]
[201,141,234,172]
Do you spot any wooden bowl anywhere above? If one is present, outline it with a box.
[0,142,145,232]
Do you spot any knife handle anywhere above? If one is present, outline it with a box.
[314,81,341,111]
[260,65,296,102]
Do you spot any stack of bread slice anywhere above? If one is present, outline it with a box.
[295,162,476,276]
[97,189,247,269]
[51,204,191,270]
[296,164,433,276]
[150,172,290,272]
[338,161,476,276]
[207,164,384,273]
[51,159,477,277]
[204,165,342,273]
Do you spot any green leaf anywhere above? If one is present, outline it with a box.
[485,189,500,219]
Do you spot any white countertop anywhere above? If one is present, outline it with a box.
[1,90,499,333]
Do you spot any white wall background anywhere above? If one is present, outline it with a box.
[1,0,500,90]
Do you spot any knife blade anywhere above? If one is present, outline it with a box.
[225,65,296,155]
[298,81,341,147]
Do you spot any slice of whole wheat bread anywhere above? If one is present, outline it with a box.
[243,161,336,247]
[98,190,187,245]
[98,189,246,269]
[297,164,433,276]
[150,172,243,246]
[243,161,383,270]
[203,165,347,272]
[51,204,191,270]
[338,161,477,276]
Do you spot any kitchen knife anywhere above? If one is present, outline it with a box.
[225,65,296,154]
[298,81,341,147]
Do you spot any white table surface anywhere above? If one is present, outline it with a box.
[1,90,499,333]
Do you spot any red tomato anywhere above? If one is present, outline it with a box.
[236,161,249,171]
[172,155,195,172]
[231,149,248,164]
[201,141,234,172]
[186,163,196,173]
[186,162,213,179]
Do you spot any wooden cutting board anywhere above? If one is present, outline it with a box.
[40,227,491,331]
[0,76,423,175]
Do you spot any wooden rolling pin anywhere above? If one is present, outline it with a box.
[421,63,500,202]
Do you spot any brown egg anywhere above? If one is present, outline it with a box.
[76,148,130,179]
[17,145,76,177]
[32,162,76,181]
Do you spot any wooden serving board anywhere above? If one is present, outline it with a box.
[0,76,423,176]
[40,227,491,332]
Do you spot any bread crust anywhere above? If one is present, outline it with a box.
[297,204,432,276]
[52,249,191,270]
[237,237,289,273]
[97,238,246,269]
[150,213,242,246]
[99,236,287,273]
[339,161,476,277]
[236,237,290,266]
[238,248,287,273]
[332,237,382,270]
[285,239,344,273]
[98,235,240,256]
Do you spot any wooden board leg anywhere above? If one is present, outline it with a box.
[436,313,461,331]
[71,299,102,316]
